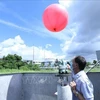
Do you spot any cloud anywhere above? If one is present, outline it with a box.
[0,3,48,37]
[0,1,28,24]
[59,0,72,8]
[0,19,35,33]
[45,44,52,49]
[0,36,24,49]
[30,18,75,41]
[0,17,72,42]
[1,0,99,61]
[0,1,74,43]
[71,1,100,43]
[0,1,75,41]
[0,35,65,61]
[59,0,100,61]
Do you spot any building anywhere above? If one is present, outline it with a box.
[96,50,100,62]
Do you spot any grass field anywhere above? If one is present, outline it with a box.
[88,67,100,72]
[85,66,100,72]
[0,66,100,74]
[0,68,58,74]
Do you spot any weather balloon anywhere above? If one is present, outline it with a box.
[42,4,68,32]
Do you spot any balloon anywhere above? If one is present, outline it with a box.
[42,4,68,32]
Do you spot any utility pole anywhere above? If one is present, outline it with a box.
[44,46,45,61]
[44,49,45,60]
[33,45,34,64]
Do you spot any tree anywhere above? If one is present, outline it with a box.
[32,64,40,70]
[27,61,33,70]
[93,60,97,64]
[54,59,59,67]
[2,54,23,69]
[14,54,22,61]
[0,59,4,69]
[86,62,91,69]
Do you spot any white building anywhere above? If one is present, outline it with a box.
[96,50,100,61]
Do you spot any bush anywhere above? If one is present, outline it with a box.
[32,64,40,70]
[45,68,54,70]
[0,65,3,69]
[20,66,29,71]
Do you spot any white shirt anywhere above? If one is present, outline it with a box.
[73,70,94,100]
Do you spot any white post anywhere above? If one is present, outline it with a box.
[33,45,34,64]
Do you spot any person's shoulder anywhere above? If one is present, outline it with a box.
[80,77,94,99]
[79,76,93,88]
[79,75,91,84]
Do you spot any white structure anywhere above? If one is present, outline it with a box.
[57,84,72,100]
[96,50,100,61]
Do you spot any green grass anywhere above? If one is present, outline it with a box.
[0,66,100,74]
[85,66,100,72]
[89,67,100,72]
[0,68,58,74]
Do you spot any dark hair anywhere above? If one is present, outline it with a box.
[74,56,86,70]
[67,62,70,65]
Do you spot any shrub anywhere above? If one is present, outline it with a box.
[32,64,40,70]
[0,65,3,69]
[45,68,54,70]
[20,66,29,71]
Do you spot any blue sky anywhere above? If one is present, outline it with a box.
[0,0,100,62]
[0,0,60,50]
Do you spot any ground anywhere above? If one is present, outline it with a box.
[0,66,100,74]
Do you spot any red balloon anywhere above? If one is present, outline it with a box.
[42,4,68,32]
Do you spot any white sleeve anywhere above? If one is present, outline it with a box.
[81,80,94,100]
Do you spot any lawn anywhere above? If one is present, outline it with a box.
[88,67,100,72]
[85,66,100,72]
[0,68,58,74]
[0,66,100,74]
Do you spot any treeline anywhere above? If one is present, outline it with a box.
[0,54,98,70]
[0,54,40,70]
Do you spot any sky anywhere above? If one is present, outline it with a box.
[0,0,100,62]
